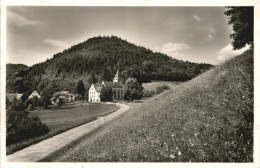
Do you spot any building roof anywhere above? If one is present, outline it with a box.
[6,93,23,101]
[93,84,103,92]
[114,69,120,79]
[50,97,56,101]
[29,90,40,96]
[53,91,73,97]
[103,81,124,89]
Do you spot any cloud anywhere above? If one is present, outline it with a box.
[217,44,250,62]
[193,15,201,22]
[7,11,41,27]
[209,28,216,34]
[160,42,190,59]
[204,27,216,41]
[208,34,215,41]
[43,39,69,48]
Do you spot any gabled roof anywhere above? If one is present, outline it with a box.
[29,90,40,95]
[6,93,23,101]
[93,84,103,92]
[103,81,124,89]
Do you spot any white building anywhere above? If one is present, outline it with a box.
[28,90,41,99]
[51,91,75,104]
[88,84,102,103]
[88,68,124,103]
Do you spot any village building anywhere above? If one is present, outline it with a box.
[50,91,75,105]
[28,90,41,99]
[88,84,102,103]
[6,93,23,102]
[88,68,124,103]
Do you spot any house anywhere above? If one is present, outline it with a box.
[88,84,103,103]
[6,93,23,102]
[28,90,41,99]
[50,91,75,105]
[89,67,124,103]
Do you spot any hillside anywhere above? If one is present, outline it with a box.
[6,36,213,96]
[6,64,28,93]
[44,49,253,162]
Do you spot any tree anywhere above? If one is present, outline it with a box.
[100,87,112,102]
[76,80,86,99]
[6,100,49,146]
[57,98,64,108]
[41,89,52,109]
[225,7,253,50]
[124,77,143,101]
[88,71,97,84]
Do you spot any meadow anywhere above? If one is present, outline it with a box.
[142,81,182,92]
[43,50,253,162]
[7,103,119,154]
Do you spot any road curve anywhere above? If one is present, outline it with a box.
[7,103,129,162]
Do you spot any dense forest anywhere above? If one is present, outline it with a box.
[6,36,213,97]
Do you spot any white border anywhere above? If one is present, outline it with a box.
[1,1,259,168]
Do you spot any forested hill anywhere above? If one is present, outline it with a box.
[6,64,28,93]
[6,36,213,95]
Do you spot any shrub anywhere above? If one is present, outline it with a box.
[124,78,143,101]
[100,87,112,102]
[155,84,170,94]
[142,89,155,97]
[6,101,49,146]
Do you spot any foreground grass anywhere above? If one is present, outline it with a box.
[7,103,119,155]
[45,50,253,162]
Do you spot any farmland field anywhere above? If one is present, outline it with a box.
[29,103,119,135]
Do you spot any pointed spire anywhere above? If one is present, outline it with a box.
[113,63,122,82]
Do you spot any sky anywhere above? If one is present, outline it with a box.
[6,6,250,66]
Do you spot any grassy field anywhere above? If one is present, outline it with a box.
[7,103,119,154]
[29,103,118,134]
[44,50,253,162]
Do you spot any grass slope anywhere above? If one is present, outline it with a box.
[142,81,182,92]
[46,50,253,162]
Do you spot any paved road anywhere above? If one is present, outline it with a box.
[6,103,129,162]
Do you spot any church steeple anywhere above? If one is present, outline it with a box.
[113,63,122,82]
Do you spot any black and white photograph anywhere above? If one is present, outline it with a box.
[0,1,259,167]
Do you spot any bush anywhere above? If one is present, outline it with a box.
[124,78,144,101]
[6,101,49,146]
[155,84,170,94]
[58,98,64,108]
[142,89,155,97]
[27,104,33,111]
[100,87,112,102]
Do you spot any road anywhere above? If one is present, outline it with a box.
[6,102,129,162]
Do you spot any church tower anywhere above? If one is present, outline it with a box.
[113,64,122,82]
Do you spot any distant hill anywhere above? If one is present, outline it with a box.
[45,49,253,162]
[6,36,213,95]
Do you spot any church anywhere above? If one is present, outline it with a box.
[88,68,124,103]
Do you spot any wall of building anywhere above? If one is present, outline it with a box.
[88,85,101,103]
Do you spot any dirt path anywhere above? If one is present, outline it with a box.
[6,103,129,162]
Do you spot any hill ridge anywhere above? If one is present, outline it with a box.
[6,36,213,96]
